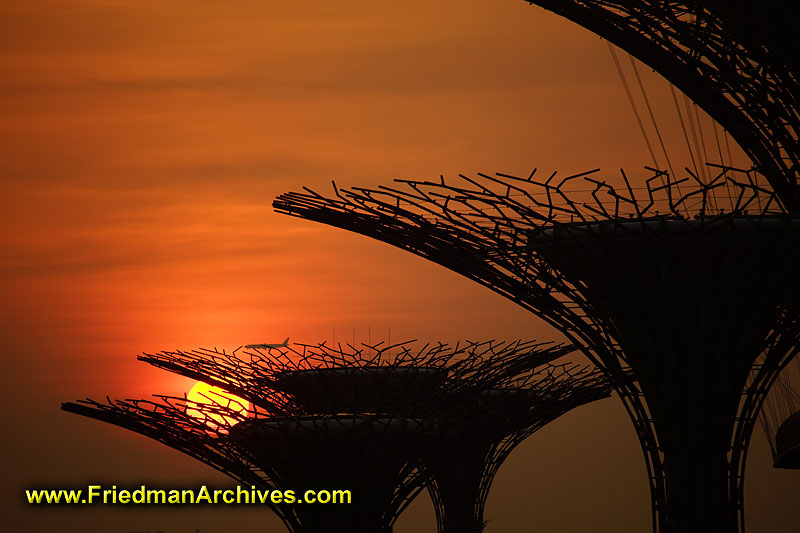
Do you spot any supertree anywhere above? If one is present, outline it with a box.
[423,369,610,533]
[521,1,800,212]
[218,341,610,533]
[273,165,800,532]
[64,339,610,532]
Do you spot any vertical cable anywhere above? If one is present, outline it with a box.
[712,121,735,207]
[670,83,700,179]
[683,94,706,183]
[629,54,676,180]
[692,104,716,208]
[607,43,660,171]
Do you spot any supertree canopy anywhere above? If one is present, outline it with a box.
[273,165,800,533]
[63,339,611,533]
[522,1,800,213]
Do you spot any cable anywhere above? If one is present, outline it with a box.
[693,104,711,175]
[607,43,660,171]
[683,94,706,182]
[628,54,676,181]
[669,83,700,179]
[711,121,735,203]
[692,104,717,209]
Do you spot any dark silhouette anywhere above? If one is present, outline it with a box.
[63,339,610,532]
[760,358,800,469]
[424,376,609,533]
[522,1,800,213]
[274,166,800,533]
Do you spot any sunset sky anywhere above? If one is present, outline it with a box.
[2,1,797,532]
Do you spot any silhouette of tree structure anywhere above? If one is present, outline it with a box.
[274,166,800,532]
[522,1,800,213]
[64,339,610,532]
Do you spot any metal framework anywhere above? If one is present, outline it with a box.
[273,166,800,532]
[63,339,610,532]
[136,339,571,416]
[759,356,800,469]
[522,1,800,213]
[425,371,611,533]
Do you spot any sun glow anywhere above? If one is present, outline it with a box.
[186,381,250,430]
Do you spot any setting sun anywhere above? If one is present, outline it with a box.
[186,381,249,429]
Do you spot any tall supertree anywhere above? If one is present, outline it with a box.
[273,166,800,532]
[64,339,610,532]
[521,1,800,212]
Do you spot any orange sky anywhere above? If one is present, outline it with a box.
[2,1,797,532]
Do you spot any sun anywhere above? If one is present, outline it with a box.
[186,381,249,430]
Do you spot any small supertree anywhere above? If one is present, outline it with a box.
[64,339,610,532]
[423,369,611,533]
